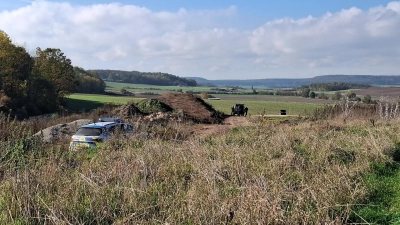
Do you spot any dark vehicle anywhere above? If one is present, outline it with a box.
[231,103,248,116]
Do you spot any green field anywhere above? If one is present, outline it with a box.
[67,82,325,115]
[67,93,320,115]
[66,94,142,112]
[106,81,214,93]
[205,99,319,115]
[105,81,264,94]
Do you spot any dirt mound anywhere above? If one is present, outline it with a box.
[136,99,173,114]
[112,103,143,119]
[157,92,223,124]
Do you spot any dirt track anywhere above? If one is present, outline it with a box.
[192,115,251,137]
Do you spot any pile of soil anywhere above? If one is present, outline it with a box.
[98,92,224,124]
[157,93,224,124]
[136,99,173,114]
[112,103,143,119]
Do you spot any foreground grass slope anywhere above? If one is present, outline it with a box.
[1,109,400,224]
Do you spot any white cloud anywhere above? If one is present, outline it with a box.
[0,0,399,79]
[248,2,400,73]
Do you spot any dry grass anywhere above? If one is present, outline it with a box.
[1,105,400,224]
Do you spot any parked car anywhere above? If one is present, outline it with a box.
[69,118,133,150]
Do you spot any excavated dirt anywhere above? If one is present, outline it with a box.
[190,115,251,137]
[112,103,143,119]
[156,92,224,124]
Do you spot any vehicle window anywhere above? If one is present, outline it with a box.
[75,127,102,136]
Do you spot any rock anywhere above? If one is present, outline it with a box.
[33,119,92,143]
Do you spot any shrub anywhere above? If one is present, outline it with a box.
[136,99,172,114]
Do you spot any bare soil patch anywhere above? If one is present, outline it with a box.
[353,87,400,97]
[190,115,251,137]
[156,92,223,124]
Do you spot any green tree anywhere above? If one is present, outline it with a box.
[332,91,342,100]
[301,88,310,98]
[200,92,213,99]
[0,31,33,113]
[310,91,316,98]
[74,67,105,94]
[362,95,372,104]
[32,48,77,107]
[345,90,356,100]
[120,88,128,95]
[0,32,79,116]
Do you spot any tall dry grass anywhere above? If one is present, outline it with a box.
[0,105,399,224]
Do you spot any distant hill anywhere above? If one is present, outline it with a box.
[185,77,210,84]
[192,75,400,88]
[90,69,400,88]
[91,69,197,86]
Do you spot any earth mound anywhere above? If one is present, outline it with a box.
[136,99,173,114]
[112,103,143,119]
[156,92,224,124]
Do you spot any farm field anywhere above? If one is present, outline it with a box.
[68,83,400,115]
[106,81,216,93]
[66,94,143,112]
[105,81,400,100]
[106,81,261,94]
[67,93,322,115]
[205,99,319,115]
[353,86,400,98]
[211,93,337,103]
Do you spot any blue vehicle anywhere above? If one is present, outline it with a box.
[69,118,133,150]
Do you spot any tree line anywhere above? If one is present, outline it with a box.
[0,31,104,118]
[74,67,105,94]
[91,69,197,87]
[304,82,371,91]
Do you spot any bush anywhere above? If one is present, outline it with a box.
[136,99,172,113]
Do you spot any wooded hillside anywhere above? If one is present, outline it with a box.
[306,82,371,91]
[91,69,197,86]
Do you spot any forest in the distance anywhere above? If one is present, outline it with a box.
[91,69,197,87]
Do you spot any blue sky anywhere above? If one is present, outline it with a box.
[0,0,399,79]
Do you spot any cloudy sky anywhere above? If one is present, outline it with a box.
[1,0,399,80]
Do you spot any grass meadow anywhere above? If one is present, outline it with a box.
[205,99,319,115]
[1,104,400,224]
